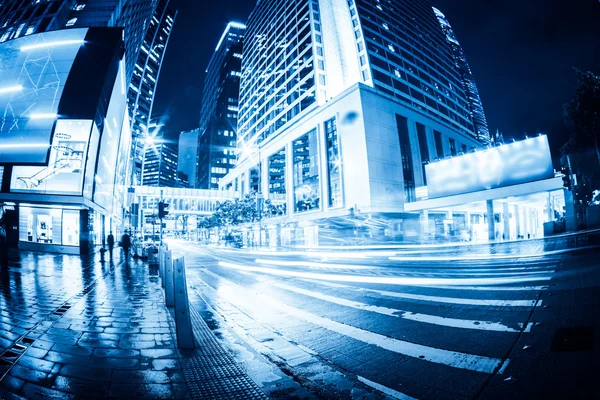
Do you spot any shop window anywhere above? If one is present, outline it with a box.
[62,210,80,246]
[293,129,320,212]
[267,147,287,217]
[325,118,342,208]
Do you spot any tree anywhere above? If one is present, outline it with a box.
[562,69,600,159]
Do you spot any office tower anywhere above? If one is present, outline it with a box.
[221,0,485,243]
[0,27,130,254]
[178,129,200,189]
[433,7,490,144]
[129,0,177,185]
[197,22,245,189]
[142,140,179,188]
[0,0,176,185]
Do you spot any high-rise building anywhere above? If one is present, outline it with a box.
[196,22,245,189]
[220,0,484,243]
[178,129,200,188]
[142,140,179,188]
[0,0,176,185]
[433,7,490,144]
[129,0,177,185]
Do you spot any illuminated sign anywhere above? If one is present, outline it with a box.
[425,135,555,199]
[0,29,88,164]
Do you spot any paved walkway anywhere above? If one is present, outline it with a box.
[0,251,267,399]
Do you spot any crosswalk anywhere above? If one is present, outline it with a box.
[177,244,554,399]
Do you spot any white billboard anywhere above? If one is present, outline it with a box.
[425,135,555,199]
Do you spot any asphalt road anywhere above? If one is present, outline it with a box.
[168,241,600,400]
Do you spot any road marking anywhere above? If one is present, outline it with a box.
[219,261,552,286]
[357,376,416,400]
[301,279,541,307]
[425,285,549,291]
[204,269,507,374]
[256,258,376,270]
[271,282,526,333]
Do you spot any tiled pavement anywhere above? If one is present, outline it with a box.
[0,251,267,399]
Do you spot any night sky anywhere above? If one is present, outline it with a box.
[153,0,600,153]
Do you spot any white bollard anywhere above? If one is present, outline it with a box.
[158,246,165,285]
[173,256,194,349]
[164,250,175,307]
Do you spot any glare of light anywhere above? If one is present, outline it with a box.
[0,143,49,149]
[20,39,85,52]
[30,113,57,119]
[0,85,23,94]
[218,261,552,286]
[215,21,246,52]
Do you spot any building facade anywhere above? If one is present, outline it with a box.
[197,22,245,189]
[177,128,199,188]
[0,0,176,187]
[220,0,486,244]
[142,141,179,188]
[0,28,130,254]
[433,7,490,144]
[129,0,176,185]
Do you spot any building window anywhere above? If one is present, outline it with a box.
[396,115,415,203]
[66,18,77,27]
[434,130,443,158]
[416,123,429,185]
[293,129,320,212]
[250,165,260,192]
[325,118,342,208]
[267,147,287,217]
[449,138,457,156]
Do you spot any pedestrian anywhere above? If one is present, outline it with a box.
[0,213,8,269]
[121,232,131,260]
[107,232,115,261]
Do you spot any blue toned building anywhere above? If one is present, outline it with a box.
[433,7,490,145]
[0,0,177,187]
[197,22,245,189]
[220,0,483,245]
[0,28,131,254]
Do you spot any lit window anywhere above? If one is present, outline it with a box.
[388,44,395,53]
[66,18,77,27]
[382,23,389,30]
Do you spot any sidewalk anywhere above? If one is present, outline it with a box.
[0,251,267,399]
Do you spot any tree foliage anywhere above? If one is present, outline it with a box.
[562,69,600,155]
[198,194,262,230]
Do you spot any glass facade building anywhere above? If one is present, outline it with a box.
[433,7,490,144]
[129,0,176,185]
[0,27,130,254]
[220,0,491,245]
[177,128,200,189]
[142,141,179,188]
[197,22,245,189]
[0,0,176,186]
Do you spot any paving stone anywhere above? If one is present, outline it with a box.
[44,350,91,366]
[8,365,48,384]
[16,355,55,373]
[59,365,112,382]
[88,356,140,369]
[20,382,76,400]
[51,343,93,356]
[109,383,174,399]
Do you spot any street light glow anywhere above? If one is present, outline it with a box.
[0,85,23,94]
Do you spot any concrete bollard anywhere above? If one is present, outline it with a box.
[173,256,195,349]
[164,250,175,307]
[158,246,165,284]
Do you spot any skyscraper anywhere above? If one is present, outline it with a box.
[220,0,484,241]
[142,141,179,188]
[129,0,177,185]
[0,0,176,185]
[178,129,200,189]
[197,22,245,189]
[433,7,490,144]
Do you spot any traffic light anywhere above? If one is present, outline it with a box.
[561,167,572,191]
[158,201,169,219]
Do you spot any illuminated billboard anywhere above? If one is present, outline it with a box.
[0,29,88,164]
[425,135,555,199]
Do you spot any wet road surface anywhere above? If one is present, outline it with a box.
[170,241,600,400]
